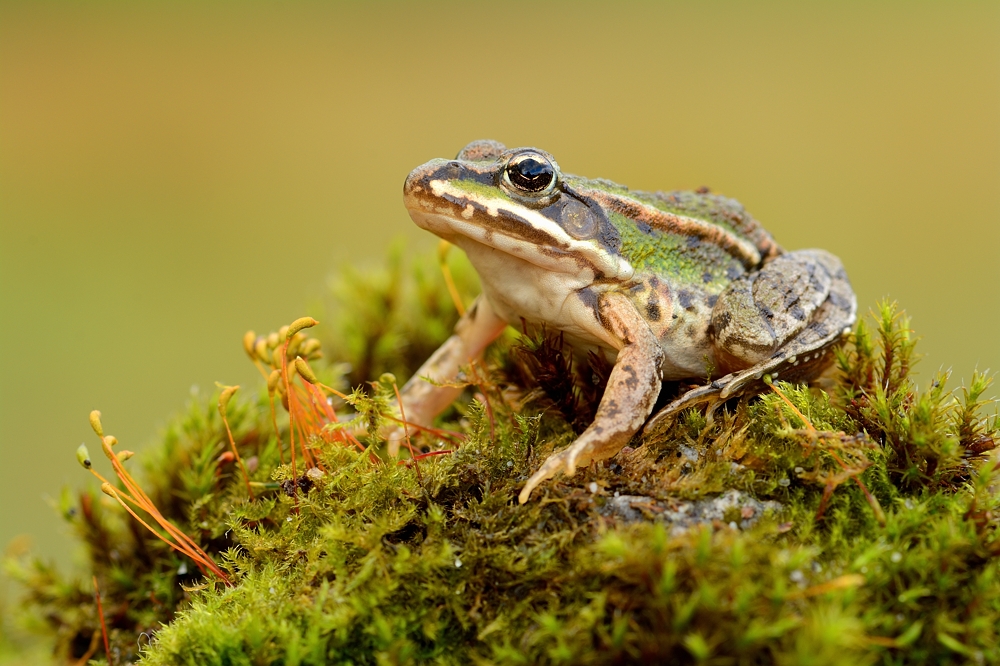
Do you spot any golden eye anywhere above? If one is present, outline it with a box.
[504,152,556,194]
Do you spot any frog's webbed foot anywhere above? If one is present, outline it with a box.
[519,292,663,504]
[646,249,856,433]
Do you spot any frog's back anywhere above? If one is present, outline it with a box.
[644,189,782,265]
[570,177,782,271]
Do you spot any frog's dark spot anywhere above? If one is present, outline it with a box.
[790,305,807,321]
[686,235,701,249]
[828,291,851,311]
[649,276,660,288]
[725,265,742,280]
[678,290,695,310]
[577,288,600,319]
[807,322,829,338]
[637,221,653,235]
[706,294,719,308]
[685,325,697,338]
[702,271,713,284]
[757,303,774,320]
[646,298,661,322]
[714,311,732,331]
[620,365,639,390]
[603,399,621,417]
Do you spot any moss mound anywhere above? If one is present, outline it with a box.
[4,253,999,665]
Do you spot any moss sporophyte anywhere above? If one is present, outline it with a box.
[0,248,993,665]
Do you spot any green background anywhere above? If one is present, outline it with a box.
[1,1,997,575]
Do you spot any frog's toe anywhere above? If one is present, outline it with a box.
[518,447,579,504]
[519,437,606,503]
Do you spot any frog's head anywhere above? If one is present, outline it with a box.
[403,140,633,281]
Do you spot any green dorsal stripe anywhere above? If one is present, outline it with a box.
[587,191,764,268]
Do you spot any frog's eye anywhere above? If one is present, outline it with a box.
[504,152,557,195]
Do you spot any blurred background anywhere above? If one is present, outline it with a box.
[1,0,997,584]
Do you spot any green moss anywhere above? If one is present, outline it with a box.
[3,254,997,665]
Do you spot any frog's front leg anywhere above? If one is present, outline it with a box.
[646,249,856,430]
[387,295,507,454]
[518,291,664,504]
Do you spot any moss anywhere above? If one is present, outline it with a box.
[3,253,998,665]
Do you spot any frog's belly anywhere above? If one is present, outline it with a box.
[657,322,720,380]
[457,240,617,353]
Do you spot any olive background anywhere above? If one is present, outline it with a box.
[1,2,997,575]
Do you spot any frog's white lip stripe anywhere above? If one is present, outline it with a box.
[409,179,635,281]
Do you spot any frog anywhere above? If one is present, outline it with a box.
[395,139,856,504]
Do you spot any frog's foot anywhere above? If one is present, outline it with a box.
[643,383,726,435]
[518,428,629,504]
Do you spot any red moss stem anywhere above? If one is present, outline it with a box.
[92,575,112,666]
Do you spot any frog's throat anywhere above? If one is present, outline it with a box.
[405,181,635,281]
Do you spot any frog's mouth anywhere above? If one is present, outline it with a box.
[403,165,633,281]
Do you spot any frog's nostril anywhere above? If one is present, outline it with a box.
[441,161,463,180]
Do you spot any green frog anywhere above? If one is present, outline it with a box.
[397,140,856,504]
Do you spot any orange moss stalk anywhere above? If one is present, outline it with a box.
[266,369,284,465]
[437,240,466,317]
[76,412,231,585]
[391,378,422,482]
[217,383,254,500]
[92,575,112,666]
[280,319,319,489]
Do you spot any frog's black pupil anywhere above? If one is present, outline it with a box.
[508,156,554,193]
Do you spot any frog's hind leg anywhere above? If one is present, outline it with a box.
[645,249,856,432]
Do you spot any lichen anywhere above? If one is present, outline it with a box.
[3,252,997,666]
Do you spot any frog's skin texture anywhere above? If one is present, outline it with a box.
[399,140,856,503]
